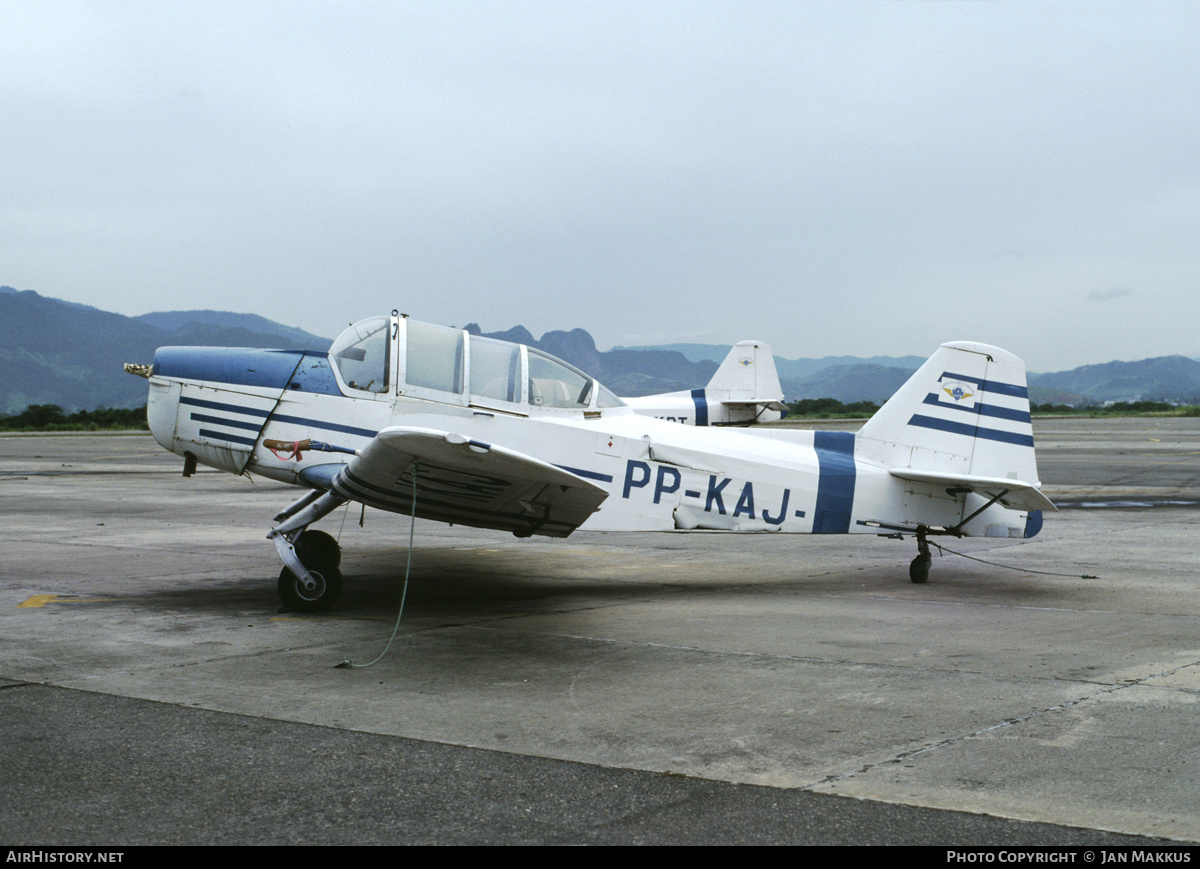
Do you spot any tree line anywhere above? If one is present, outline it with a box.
[0,404,148,431]
[784,398,881,418]
[1030,401,1200,415]
[786,398,1200,418]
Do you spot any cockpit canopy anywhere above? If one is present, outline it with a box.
[329,316,625,412]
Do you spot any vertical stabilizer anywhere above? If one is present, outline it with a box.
[856,341,1040,486]
[705,340,784,403]
[622,340,785,425]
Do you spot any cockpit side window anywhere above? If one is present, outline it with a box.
[469,334,520,404]
[405,320,464,394]
[330,316,390,393]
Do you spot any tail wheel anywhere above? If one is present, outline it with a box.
[910,528,931,583]
[278,564,343,612]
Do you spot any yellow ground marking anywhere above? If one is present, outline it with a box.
[270,614,394,622]
[17,595,113,608]
[18,595,58,608]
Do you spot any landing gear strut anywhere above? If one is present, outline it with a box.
[267,490,348,612]
[277,530,344,612]
[909,528,931,584]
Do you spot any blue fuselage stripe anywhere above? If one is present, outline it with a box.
[691,389,709,427]
[813,431,856,533]
[267,412,378,440]
[180,396,377,441]
[189,413,263,433]
[198,429,258,447]
[921,393,1031,423]
[940,371,1028,399]
[180,396,270,418]
[908,414,1035,447]
[554,465,614,483]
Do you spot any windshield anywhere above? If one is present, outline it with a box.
[330,316,390,393]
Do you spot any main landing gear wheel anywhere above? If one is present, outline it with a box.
[276,528,344,611]
[278,564,343,612]
[296,529,341,568]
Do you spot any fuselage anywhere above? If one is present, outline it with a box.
[143,314,1037,540]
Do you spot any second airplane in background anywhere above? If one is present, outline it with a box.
[623,340,787,426]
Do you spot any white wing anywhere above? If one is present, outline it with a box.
[331,426,609,538]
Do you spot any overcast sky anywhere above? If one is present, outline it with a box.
[3,1,1196,371]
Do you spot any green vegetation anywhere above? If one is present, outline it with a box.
[0,404,148,432]
[1031,401,1200,416]
[784,398,880,419]
[782,398,1200,420]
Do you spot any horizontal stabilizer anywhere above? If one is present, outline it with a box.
[888,468,1057,514]
[720,400,788,412]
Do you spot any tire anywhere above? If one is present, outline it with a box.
[296,529,341,568]
[909,554,931,584]
[278,564,343,612]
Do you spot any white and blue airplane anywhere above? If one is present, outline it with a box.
[127,312,1054,612]
[623,340,788,426]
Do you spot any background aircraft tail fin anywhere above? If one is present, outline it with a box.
[856,341,1041,488]
[705,340,784,405]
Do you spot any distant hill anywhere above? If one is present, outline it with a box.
[1028,356,1200,404]
[5,285,1200,413]
[614,340,926,398]
[613,342,740,365]
[784,363,917,404]
[610,341,1200,406]
[775,354,927,383]
[136,310,329,351]
[468,323,717,395]
[0,287,331,413]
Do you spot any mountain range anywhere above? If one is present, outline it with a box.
[0,287,330,413]
[3,285,1199,413]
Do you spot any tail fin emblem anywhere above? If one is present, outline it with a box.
[939,377,976,405]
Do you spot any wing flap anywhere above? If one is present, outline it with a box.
[332,426,609,537]
[888,468,1057,513]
